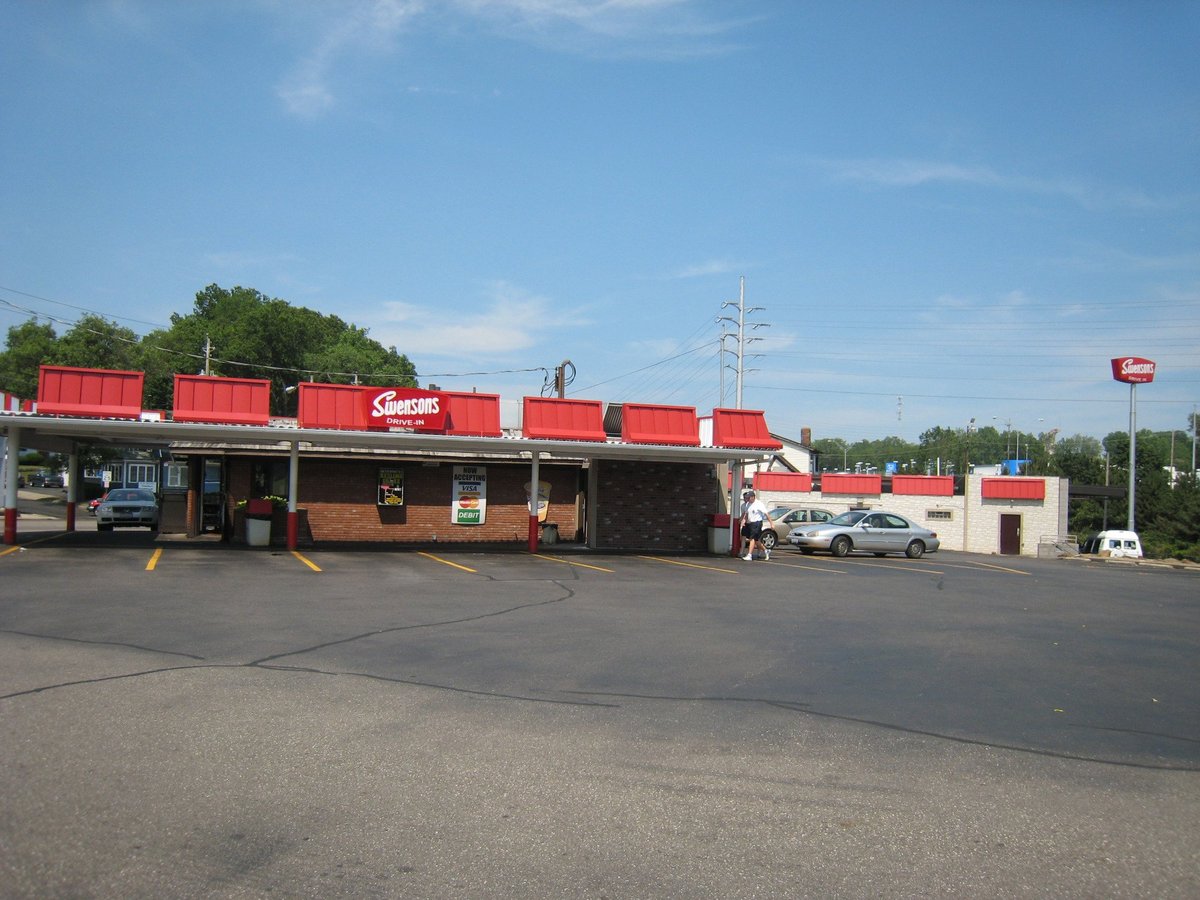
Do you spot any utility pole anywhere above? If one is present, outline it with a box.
[717,330,736,407]
[203,336,213,376]
[717,276,767,410]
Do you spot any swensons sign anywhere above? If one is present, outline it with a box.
[362,388,448,431]
[1111,357,1157,385]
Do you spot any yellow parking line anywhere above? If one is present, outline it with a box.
[0,544,21,558]
[530,553,615,573]
[768,558,850,574]
[838,559,944,575]
[418,551,477,573]
[291,550,322,572]
[636,555,740,575]
[145,548,163,571]
[964,560,1031,576]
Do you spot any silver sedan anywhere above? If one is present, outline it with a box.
[787,509,940,558]
[96,488,160,532]
[760,507,836,550]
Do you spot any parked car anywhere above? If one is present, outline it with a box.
[787,509,940,558]
[1080,530,1143,559]
[28,471,64,488]
[759,507,836,550]
[96,488,159,531]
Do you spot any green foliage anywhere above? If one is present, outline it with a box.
[53,314,142,371]
[0,284,419,413]
[0,319,57,399]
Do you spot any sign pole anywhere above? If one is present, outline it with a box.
[1128,383,1137,532]
[1110,356,1155,534]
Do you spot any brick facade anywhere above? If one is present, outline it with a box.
[593,460,718,551]
[227,457,581,545]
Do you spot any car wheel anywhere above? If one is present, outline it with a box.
[905,540,926,559]
[830,535,851,557]
[761,531,777,550]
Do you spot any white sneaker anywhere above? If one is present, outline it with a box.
[742,554,752,561]
[764,548,770,560]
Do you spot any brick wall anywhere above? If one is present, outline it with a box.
[228,457,579,545]
[594,460,718,551]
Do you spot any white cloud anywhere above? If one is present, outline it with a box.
[814,157,1174,212]
[273,0,742,117]
[363,280,590,360]
[668,259,740,279]
[275,0,423,119]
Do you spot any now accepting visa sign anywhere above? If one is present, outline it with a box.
[362,387,448,431]
[1110,357,1156,385]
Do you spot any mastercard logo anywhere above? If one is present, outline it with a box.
[458,495,479,509]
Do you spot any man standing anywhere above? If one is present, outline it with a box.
[740,490,774,561]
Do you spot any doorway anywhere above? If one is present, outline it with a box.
[1000,513,1021,555]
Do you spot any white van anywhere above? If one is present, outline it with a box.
[1081,530,1144,559]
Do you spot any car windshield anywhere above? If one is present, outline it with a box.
[829,510,869,526]
[106,489,156,502]
[765,508,792,520]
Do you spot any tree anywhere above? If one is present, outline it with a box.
[54,314,142,371]
[0,319,58,399]
[162,284,417,412]
[811,437,849,471]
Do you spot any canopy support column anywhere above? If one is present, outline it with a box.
[3,424,19,544]
[66,446,79,532]
[287,441,300,551]
[528,450,540,553]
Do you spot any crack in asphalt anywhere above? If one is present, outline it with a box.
[4,579,1198,771]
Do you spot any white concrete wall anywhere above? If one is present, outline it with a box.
[755,475,1070,557]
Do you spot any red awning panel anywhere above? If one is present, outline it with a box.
[892,475,954,497]
[522,397,607,441]
[36,365,144,419]
[297,383,370,430]
[444,391,502,437]
[173,375,271,426]
[620,403,700,446]
[753,472,813,492]
[710,408,782,450]
[820,473,883,495]
[981,478,1046,500]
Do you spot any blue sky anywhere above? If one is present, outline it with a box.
[2,0,1198,448]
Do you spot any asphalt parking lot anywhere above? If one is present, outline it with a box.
[2,520,1198,898]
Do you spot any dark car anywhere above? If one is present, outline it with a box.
[28,471,64,488]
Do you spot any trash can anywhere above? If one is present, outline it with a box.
[246,517,271,547]
[707,513,731,554]
[245,498,274,547]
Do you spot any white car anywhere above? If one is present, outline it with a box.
[96,488,160,532]
[788,509,940,558]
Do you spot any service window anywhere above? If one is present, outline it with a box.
[164,463,187,489]
[126,462,157,487]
